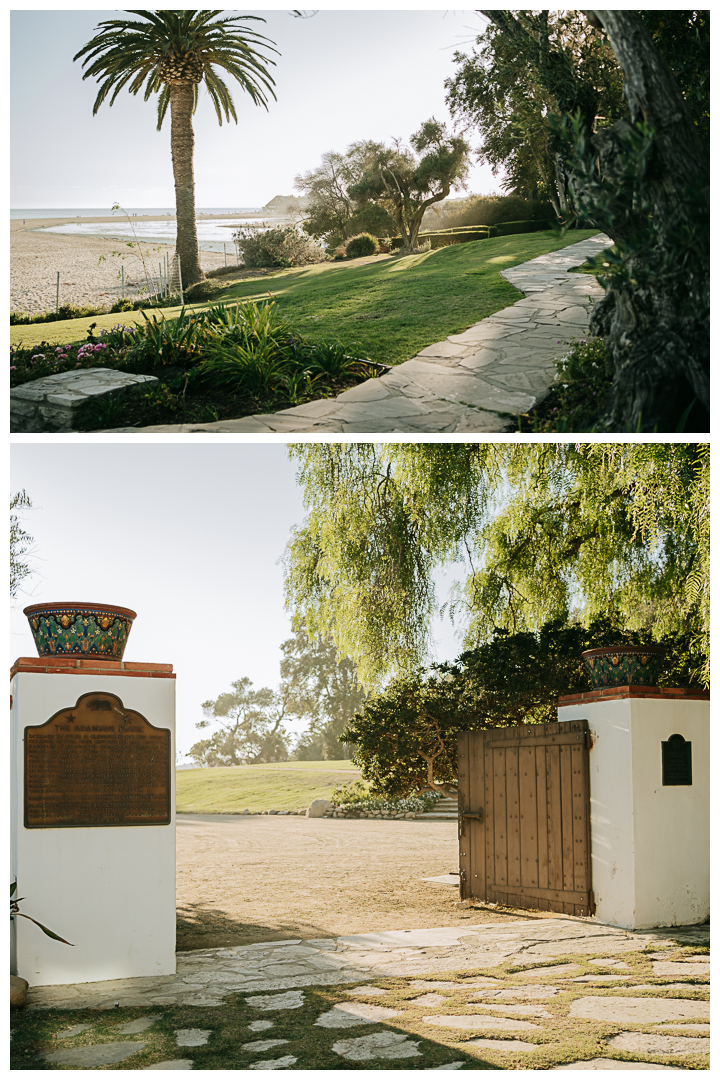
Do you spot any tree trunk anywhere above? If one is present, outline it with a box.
[169,82,204,287]
[583,10,709,431]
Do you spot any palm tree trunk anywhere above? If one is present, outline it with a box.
[169,82,204,286]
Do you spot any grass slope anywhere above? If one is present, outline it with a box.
[175,760,360,814]
[11,230,598,357]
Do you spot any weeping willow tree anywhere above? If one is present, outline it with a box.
[284,443,708,688]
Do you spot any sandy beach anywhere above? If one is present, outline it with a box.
[11,214,252,314]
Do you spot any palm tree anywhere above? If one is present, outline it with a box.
[74,10,278,286]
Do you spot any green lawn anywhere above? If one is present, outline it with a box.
[175,760,360,814]
[11,229,598,359]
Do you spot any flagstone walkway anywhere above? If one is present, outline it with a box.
[106,234,609,434]
[24,917,708,1070]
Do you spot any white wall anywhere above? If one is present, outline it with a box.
[558,696,709,930]
[11,670,176,986]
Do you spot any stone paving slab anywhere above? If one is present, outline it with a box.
[25,916,707,1011]
[102,235,609,434]
[19,918,709,1071]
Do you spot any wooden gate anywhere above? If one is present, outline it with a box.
[457,720,594,916]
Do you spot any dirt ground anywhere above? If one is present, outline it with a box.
[176,814,561,951]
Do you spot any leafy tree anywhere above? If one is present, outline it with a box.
[343,616,702,799]
[468,10,709,431]
[74,10,278,287]
[284,443,709,688]
[294,143,396,248]
[348,120,471,253]
[446,12,625,215]
[189,676,291,767]
[282,622,366,760]
[10,491,34,599]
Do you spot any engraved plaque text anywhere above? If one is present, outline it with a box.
[25,692,171,828]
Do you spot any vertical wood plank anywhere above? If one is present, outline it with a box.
[546,742,563,895]
[469,731,486,901]
[536,744,549,891]
[518,743,539,889]
[457,731,469,900]
[559,743,575,892]
[484,734,495,902]
[494,747,508,889]
[506,746,521,888]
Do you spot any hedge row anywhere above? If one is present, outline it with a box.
[388,218,557,250]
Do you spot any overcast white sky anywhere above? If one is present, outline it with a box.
[10,443,467,763]
[11,7,503,209]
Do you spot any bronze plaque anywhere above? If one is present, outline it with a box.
[24,691,171,828]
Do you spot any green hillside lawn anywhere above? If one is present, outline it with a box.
[11,229,598,362]
[175,760,360,814]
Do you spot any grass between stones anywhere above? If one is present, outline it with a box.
[175,761,360,814]
[12,946,708,1070]
[10,230,598,355]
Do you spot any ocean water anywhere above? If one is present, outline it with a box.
[11,207,259,219]
[13,207,285,254]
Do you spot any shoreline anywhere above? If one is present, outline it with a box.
[10,213,293,314]
[11,216,238,314]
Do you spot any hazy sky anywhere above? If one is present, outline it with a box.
[10,443,466,763]
[11,7,503,208]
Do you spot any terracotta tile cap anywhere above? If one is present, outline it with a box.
[10,656,174,679]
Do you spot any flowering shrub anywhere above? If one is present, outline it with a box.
[330,780,441,814]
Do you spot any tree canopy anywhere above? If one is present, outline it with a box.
[348,120,471,252]
[445,10,710,430]
[281,622,366,760]
[284,444,708,689]
[189,676,291,766]
[294,143,396,248]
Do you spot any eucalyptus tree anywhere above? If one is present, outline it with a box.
[74,10,278,286]
[284,443,709,689]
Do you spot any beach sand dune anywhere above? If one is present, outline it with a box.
[11,216,233,314]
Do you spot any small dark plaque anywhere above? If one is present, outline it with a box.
[662,733,692,786]
[24,692,171,828]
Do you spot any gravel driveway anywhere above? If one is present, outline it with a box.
[176,815,559,951]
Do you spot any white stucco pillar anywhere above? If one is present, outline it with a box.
[10,656,176,986]
[557,686,709,930]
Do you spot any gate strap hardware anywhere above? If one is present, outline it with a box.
[459,808,483,835]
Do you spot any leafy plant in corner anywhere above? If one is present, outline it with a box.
[11,880,74,945]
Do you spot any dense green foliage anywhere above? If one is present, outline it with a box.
[344,233,380,259]
[295,142,397,248]
[10,301,378,430]
[282,623,366,761]
[517,336,614,433]
[348,119,471,252]
[285,444,709,689]
[190,677,291,767]
[446,12,625,211]
[342,616,702,798]
[234,225,327,269]
[428,193,555,230]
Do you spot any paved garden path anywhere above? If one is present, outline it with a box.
[26,918,709,1070]
[110,234,609,434]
